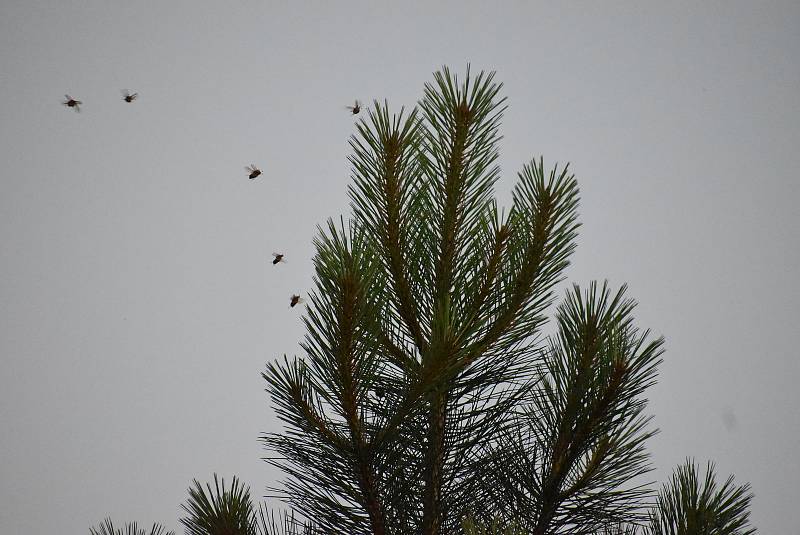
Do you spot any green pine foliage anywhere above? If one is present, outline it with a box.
[476,282,663,533]
[260,67,757,534]
[92,67,756,535]
[89,519,174,535]
[648,460,756,535]
[462,517,525,535]
[91,475,318,535]
[264,67,588,534]
[180,475,257,535]
[258,66,726,535]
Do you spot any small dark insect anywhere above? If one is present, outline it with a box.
[375,387,385,399]
[245,165,262,180]
[290,294,304,308]
[346,100,361,115]
[63,95,82,112]
[121,90,139,103]
[272,253,286,265]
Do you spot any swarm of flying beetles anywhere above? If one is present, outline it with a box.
[62,89,364,311]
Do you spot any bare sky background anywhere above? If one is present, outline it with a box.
[1,1,798,533]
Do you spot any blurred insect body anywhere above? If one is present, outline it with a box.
[122,90,139,103]
[63,95,82,112]
[289,294,304,308]
[272,253,286,265]
[245,165,262,179]
[346,100,361,115]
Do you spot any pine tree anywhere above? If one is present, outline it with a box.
[260,67,756,535]
[93,67,756,535]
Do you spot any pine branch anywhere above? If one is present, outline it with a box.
[264,220,390,534]
[462,159,580,365]
[348,104,429,354]
[648,460,756,535]
[180,474,256,535]
[481,283,663,534]
[89,519,174,535]
[462,516,525,535]
[253,507,320,535]
[263,356,349,451]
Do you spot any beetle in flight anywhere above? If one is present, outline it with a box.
[346,100,361,115]
[289,294,304,308]
[122,90,139,103]
[272,253,286,265]
[245,165,262,180]
[63,95,82,112]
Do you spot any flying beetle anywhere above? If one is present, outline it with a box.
[63,95,82,112]
[245,164,262,179]
[122,90,139,103]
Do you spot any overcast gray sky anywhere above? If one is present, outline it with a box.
[1,1,798,533]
